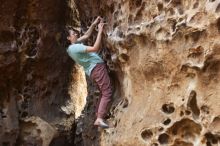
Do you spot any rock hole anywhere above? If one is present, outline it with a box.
[216,4,220,12]
[172,0,182,6]
[21,100,29,109]
[134,0,142,8]
[190,30,206,42]
[23,88,29,95]
[158,133,169,144]
[163,118,171,125]
[118,31,125,38]
[172,21,177,32]
[119,53,129,63]
[15,31,21,38]
[205,132,218,144]
[118,4,121,9]
[186,73,196,78]
[37,129,41,134]
[178,7,184,15]
[206,141,212,146]
[109,3,114,13]
[168,8,175,16]
[122,98,128,108]
[216,18,220,32]
[193,2,199,9]
[157,3,163,11]
[113,120,118,127]
[129,0,142,10]
[172,139,193,146]
[45,90,51,96]
[161,103,175,114]
[201,105,209,114]
[136,26,141,31]
[2,114,7,118]
[113,10,119,19]
[25,45,37,57]
[185,110,191,115]
[52,79,59,87]
[180,111,184,117]
[188,46,204,58]
[128,15,133,24]
[158,126,164,132]
[21,111,28,118]
[135,11,143,23]
[187,90,200,118]
[113,23,118,29]
[209,0,215,2]
[124,34,136,47]
[168,118,202,137]
[179,18,184,22]
[211,116,220,127]
[2,142,10,146]
[151,143,159,146]
[1,109,7,118]
[141,129,153,141]
[24,94,31,99]
[17,40,22,47]
[0,30,15,42]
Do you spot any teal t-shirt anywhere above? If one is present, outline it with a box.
[67,43,104,76]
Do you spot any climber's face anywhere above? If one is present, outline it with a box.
[67,30,78,43]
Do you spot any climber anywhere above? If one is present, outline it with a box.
[64,16,112,128]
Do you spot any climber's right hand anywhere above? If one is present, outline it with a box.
[92,16,102,25]
[98,22,105,32]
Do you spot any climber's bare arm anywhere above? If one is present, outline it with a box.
[77,16,101,42]
[86,22,104,52]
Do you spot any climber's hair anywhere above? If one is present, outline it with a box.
[61,26,80,48]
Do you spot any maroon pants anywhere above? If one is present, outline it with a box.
[90,63,112,118]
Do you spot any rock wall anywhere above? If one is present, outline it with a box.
[1,0,220,146]
[74,0,220,146]
[0,0,87,145]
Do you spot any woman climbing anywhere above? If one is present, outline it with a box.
[63,16,112,128]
